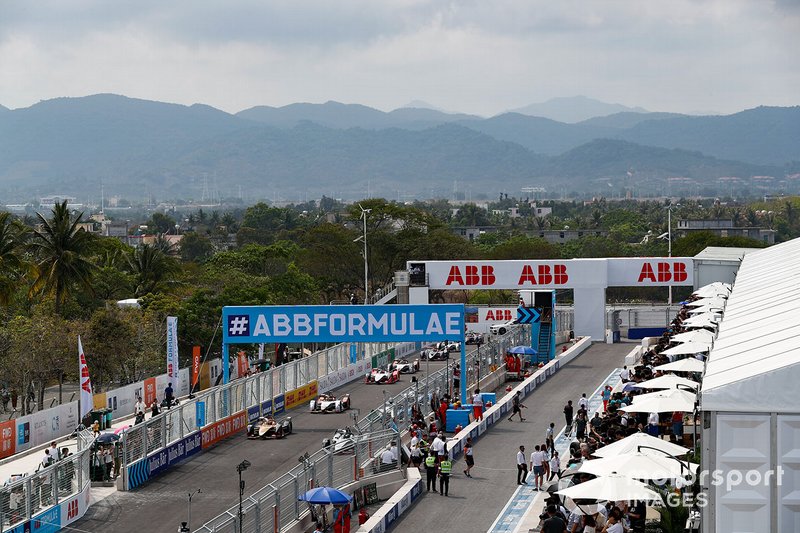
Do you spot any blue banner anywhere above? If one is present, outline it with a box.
[196,401,206,428]
[147,431,202,479]
[247,405,261,423]
[222,304,464,344]
[273,394,285,415]
[261,399,272,415]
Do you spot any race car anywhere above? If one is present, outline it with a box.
[465,331,484,345]
[322,427,356,454]
[423,347,449,361]
[247,416,293,439]
[365,368,400,384]
[390,359,420,374]
[438,341,461,352]
[309,393,352,413]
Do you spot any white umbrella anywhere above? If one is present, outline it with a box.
[685,297,726,308]
[669,330,714,343]
[688,305,723,315]
[623,389,696,413]
[681,313,720,326]
[556,474,663,503]
[654,358,705,373]
[578,452,697,481]
[662,342,711,356]
[593,432,690,459]
[684,321,718,331]
[634,375,699,390]
[693,282,731,297]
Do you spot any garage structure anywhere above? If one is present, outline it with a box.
[700,238,800,533]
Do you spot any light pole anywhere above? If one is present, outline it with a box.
[360,205,371,303]
[187,489,201,531]
[237,460,251,533]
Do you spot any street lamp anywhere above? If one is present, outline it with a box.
[237,460,251,533]
[186,489,202,531]
[358,204,371,303]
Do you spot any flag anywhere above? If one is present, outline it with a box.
[191,346,201,391]
[78,336,93,420]
[167,316,179,380]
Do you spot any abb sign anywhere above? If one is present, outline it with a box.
[484,309,514,321]
[445,264,568,286]
[637,262,688,283]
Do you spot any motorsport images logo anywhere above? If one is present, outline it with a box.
[227,315,250,337]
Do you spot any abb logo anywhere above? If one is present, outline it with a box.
[638,262,688,283]
[445,265,496,286]
[444,264,569,286]
[518,264,568,285]
[485,309,513,321]
[67,498,79,519]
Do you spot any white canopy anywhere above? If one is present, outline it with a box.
[682,313,720,326]
[702,238,800,413]
[662,342,711,356]
[556,474,663,503]
[654,358,706,373]
[670,330,715,344]
[623,389,696,413]
[634,375,700,390]
[593,432,689,458]
[686,297,727,308]
[578,452,698,481]
[693,282,731,297]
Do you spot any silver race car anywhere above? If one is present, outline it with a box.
[390,359,420,374]
[246,416,293,439]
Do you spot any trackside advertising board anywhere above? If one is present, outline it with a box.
[222,304,465,344]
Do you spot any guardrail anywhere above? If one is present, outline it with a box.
[194,429,400,533]
[121,341,394,490]
[354,326,530,435]
[0,429,94,532]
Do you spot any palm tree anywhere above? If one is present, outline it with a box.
[29,202,96,315]
[0,212,29,305]
[127,243,179,297]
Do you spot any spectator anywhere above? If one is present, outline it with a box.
[463,437,474,478]
[564,400,574,435]
[548,451,561,481]
[541,504,567,533]
[516,445,528,485]
[164,383,174,405]
[472,389,483,421]
[508,392,526,422]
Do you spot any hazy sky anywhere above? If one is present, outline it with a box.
[1,0,798,116]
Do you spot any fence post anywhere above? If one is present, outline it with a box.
[293,475,300,519]
[253,497,261,533]
[327,448,334,486]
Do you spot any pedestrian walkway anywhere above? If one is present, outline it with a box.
[388,343,632,533]
[488,367,622,533]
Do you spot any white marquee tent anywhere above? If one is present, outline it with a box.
[701,237,800,533]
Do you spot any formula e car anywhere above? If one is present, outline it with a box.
[389,359,420,374]
[322,427,356,453]
[365,368,400,384]
[465,331,484,345]
[247,416,293,439]
[309,393,352,413]
[423,347,449,361]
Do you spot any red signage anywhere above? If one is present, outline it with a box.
[201,411,247,449]
[143,377,157,406]
[237,351,249,378]
[637,262,688,283]
[66,497,79,520]
[0,420,15,460]
[485,309,514,321]
[191,346,201,390]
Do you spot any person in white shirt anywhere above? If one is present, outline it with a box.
[548,451,560,480]
[529,445,546,490]
[380,448,396,467]
[472,388,484,421]
[41,449,53,469]
[48,441,58,461]
[620,366,631,383]
[134,397,145,415]
[578,393,588,412]
[389,441,398,461]
[516,445,528,485]
[648,412,660,437]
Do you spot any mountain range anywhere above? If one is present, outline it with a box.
[0,94,797,202]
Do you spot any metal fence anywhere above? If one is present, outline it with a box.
[606,305,682,332]
[0,430,93,532]
[194,429,400,533]
[122,341,394,476]
[354,326,531,435]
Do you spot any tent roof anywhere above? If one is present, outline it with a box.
[693,246,760,262]
[701,238,800,413]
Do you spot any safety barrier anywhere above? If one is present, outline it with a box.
[0,429,94,533]
[194,429,400,533]
[121,341,395,490]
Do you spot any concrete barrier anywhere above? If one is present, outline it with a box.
[356,467,422,533]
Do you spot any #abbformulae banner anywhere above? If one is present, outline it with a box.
[167,316,179,380]
[222,304,465,344]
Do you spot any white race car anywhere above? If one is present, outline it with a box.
[309,393,352,413]
[390,359,420,374]
[365,368,400,384]
[322,427,356,454]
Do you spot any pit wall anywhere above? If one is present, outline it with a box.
[356,336,592,532]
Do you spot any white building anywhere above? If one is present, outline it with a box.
[700,237,800,532]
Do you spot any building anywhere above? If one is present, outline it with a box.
[692,246,761,289]
[526,229,608,244]
[700,237,800,532]
[677,218,775,244]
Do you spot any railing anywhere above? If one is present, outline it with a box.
[368,279,396,305]
[122,341,394,484]
[0,429,93,532]
[194,429,400,533]
[354,326,531,434]
[606,305,682,331]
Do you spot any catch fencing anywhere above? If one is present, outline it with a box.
[0,429,93,532]
[194,429,399,533]
[121,341,393,490]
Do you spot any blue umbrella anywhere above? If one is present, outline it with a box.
[95,432,120,444]
[298,486,353,505]
[508,346,537,356]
